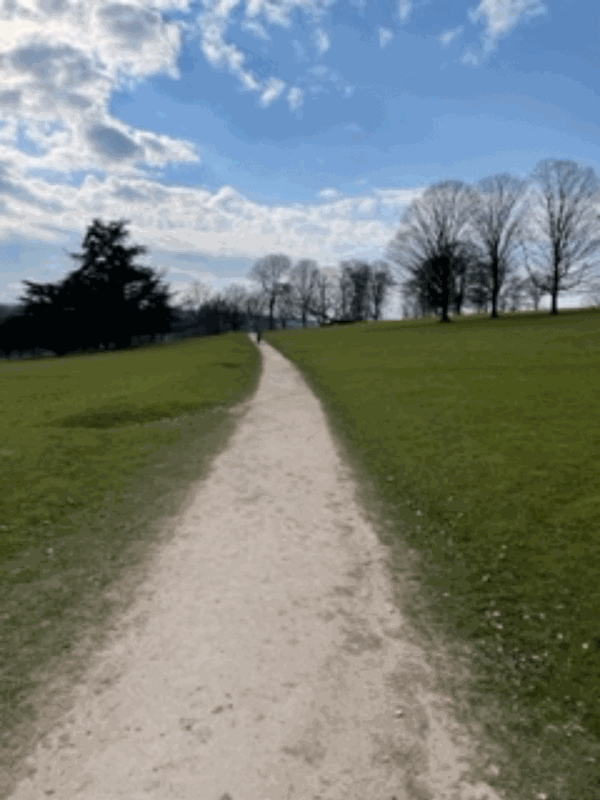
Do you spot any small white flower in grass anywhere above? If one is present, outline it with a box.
[557,633,563,640]
[416,510,422,516]
[482,574,490,582]
[582,643,589,650]
[536,794,548,800]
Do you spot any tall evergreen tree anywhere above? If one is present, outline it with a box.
[20,218,175,354]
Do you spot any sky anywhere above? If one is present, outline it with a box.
[1,0,599,319]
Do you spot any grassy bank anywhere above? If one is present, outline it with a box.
[265,309,600,800]
[0,332,260,789]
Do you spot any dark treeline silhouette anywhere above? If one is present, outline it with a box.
[0,218,175,359]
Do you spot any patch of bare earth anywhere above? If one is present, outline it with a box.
[5,335,506,800]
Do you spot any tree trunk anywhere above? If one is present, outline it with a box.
[269,297,275,330]
[491,289,498,318]
[440,256,452,323]
[490,257,499,318]
[551,264,559,314]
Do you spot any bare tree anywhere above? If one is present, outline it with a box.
[522,275,545,311]
[500,274,527,312]
[180,279,213,323]
[340,260,372,321]
[309,266,337,324]
[400,264,440,318]
[248,253,291,330]
[469,173,528,318]
[369,261,395,320]
[516,242,545,311]
[336,264,354,320]
[465,255,492,313]
[245,290,267,331]
[275,282,296,329]
[452,241,486,315]
[289,259,319,327]
[525,159,600,314]
[386,180,477,323]
[220,283,251,330]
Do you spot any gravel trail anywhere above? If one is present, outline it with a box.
[7,334,504,800]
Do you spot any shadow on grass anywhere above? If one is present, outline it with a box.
[54,401,217,429]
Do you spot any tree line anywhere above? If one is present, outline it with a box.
[1,157,599,358]
[0,220,396,359]
[388,159,600,322]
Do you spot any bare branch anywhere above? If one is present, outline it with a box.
[386,180,477,322]
[469,173,528,317]
[247,253,291,329]
[528,159,600,313]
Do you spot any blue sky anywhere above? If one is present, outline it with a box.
[1,0,599,318]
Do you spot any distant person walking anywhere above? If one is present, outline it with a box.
[256,328,262,343]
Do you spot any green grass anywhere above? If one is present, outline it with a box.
[265,309,600,800]
[0,333,260,789]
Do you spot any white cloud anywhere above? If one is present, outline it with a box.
[240,19,271,41]
[398,0,412,22]
[439,25,463,47]
[259,77,286,108]
[379,27,394,49]
[467,0,547,56]
[319,188,341,199]
[0,0,201,184]
[287,86,304,112]
[314,27,331,55]
[300,63,356,100]
[238,69,261,92]
[0,170,423,305]
[196,1,344,110]
[460,48,480,67]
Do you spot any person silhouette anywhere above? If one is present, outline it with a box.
[256,329,262,343]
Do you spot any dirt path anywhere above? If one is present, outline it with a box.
[6,335,505,800]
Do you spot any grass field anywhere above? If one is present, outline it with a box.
[265,309,600,800]
[0,332,260,779]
